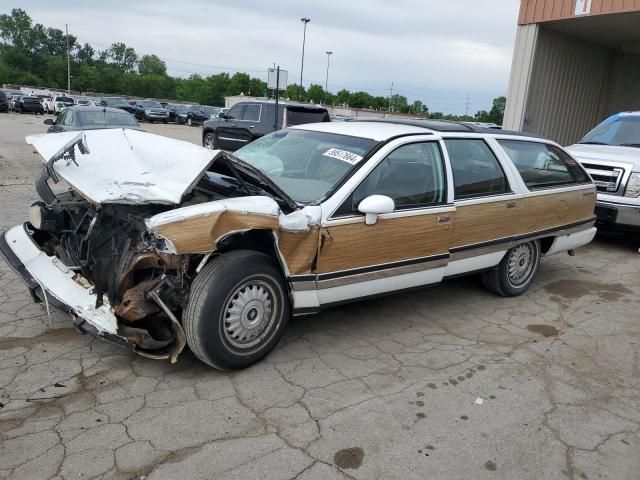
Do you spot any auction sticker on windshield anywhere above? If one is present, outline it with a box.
[323,148,363,165]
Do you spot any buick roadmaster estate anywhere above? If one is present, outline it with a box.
[0,120,596,369]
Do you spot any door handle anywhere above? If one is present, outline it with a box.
[249,125,255,128]
[506,202,517,209]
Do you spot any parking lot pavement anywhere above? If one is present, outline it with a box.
[1,113,640,480]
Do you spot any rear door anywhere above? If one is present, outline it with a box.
[443,137,523,274]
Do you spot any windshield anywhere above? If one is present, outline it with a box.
[56,97,74,103]
[233,129,377,204]
[173,104,191,112]
[138,101,163,109]
[78,110,138,127]
[580,115,640,147]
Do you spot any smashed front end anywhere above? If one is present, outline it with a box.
[0,129,221,362]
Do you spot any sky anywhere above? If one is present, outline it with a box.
[3,0,522,114]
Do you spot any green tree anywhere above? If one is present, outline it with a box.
[306,83,325,104]
[102,42,138,73]
[138,54,166,76]
[283,84,305,102]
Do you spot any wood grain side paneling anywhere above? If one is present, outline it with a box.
[155,212,278,253]
[453,188,595,250]
[317,213,452,274]
[452,198,524,249]
[278,228,319,276]
[520,187,596,232]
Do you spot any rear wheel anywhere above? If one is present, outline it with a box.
[482,240,541,297]
[187,117,192,127]
[203,132,220,149]
[183,250,290,370]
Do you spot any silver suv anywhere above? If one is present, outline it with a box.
[567,112,640,232]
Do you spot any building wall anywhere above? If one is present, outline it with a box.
[503,24,539,131]
[604,52,640,115]
[519,0,640,24]
[524,26,612,145]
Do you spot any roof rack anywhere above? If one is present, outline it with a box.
[347,117,542,138]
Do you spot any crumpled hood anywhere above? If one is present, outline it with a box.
[27,129,219,205]
[567,144,640,170]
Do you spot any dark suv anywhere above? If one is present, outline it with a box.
[202,101,330,150]
[0,91,8,112]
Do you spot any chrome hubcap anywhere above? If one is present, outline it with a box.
[204,135,215,149]
[507,243,534,285]
[223,281,276,348]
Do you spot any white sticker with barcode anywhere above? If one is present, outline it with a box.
[323,148,363,165]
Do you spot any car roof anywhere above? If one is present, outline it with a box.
[67,106,133,113]
[348,118,541,137]
[234,100,327,110]
[291,118,543,142]
[291,121,434,141]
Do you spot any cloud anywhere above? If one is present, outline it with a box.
[18,0,520,113]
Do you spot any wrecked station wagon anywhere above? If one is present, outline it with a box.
[0,120,597,369]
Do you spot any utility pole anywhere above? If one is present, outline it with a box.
[388,82,394,112]
[299,18,310,98]
[465,93,471,117]
[324,51,332,105]
[65,23,71,94]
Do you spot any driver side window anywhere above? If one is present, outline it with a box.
[336,142,447,216]
[226,104,244,119]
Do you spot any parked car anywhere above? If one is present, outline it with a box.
[567,112,640,233]
[175,105,200,125]
[16,96,45,114]
[43,106,142,132]
[8,95,21,112]
[133,100,169,123]
[36,94,51,111]
[0,119,596,370]
[166,104,194,123]
[0,91,8,112]
[183,106,217,126]
[202,101,330,151]
[98,96,137,114]
[74,96,97,107]
[44,95,74,114]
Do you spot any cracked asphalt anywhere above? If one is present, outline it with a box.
[1,113,640,480]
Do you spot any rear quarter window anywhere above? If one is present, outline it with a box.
[285,108,330,126]
[497,140,590,189]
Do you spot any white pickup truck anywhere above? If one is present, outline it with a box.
[567,112,640,233]
[44,94,75,114]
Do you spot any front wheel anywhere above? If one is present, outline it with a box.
[187,117,192,127]
[482,240,541,297]
[183,250,290,370]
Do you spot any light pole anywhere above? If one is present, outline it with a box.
[299,17,310,98]
[324,51,332,105]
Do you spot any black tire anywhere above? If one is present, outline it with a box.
[183,250,290,370]
[482,240,541,297]
[203,132,220,149]
[163,119,168,124]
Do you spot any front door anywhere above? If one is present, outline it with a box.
[216,104,246,150]
[316,141,453,305]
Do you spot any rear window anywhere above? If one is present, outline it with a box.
[498,140,590,189]
[23,97,40,103]
[285,108,330,126]
[77,110,138,127]
[56,97,74,103]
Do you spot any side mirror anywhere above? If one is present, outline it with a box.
[44,118,54,125]
[358,195,395,225]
